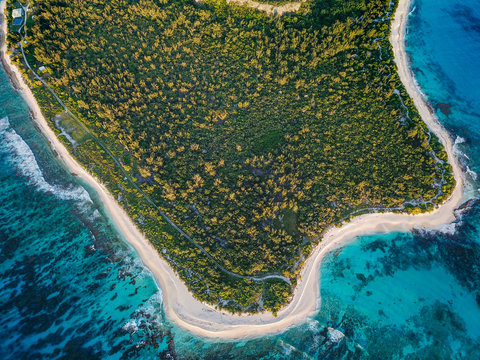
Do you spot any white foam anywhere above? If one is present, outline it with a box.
[418,220,461,236]
[409,74,429,101]
[454,136,466,145]
[117,249,159,281]
[408,6,416,16]
[129,291,164,330]
[143,291,164,308]
[280,342,294,356]
[453,140,468,160]
[0,117,93,204]
[436,222,458,235]
[122,319,139,333]
[466,166,478,181]
[88,209,101,222]
[328,327,345,343]
[0,117,10,132]
[307,319,319,332]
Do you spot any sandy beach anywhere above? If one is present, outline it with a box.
[0,0,465,339]
[219,0,304,16]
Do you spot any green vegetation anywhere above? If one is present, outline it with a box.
[5,0,455,314]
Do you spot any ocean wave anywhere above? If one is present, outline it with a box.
[307,318,320,332]
[408,6,416,16]
[413,222,461,237]
[122,319,139,334]
[125,291,164,334]
[435,222,459,235]
[306,319,322,349]
[88,209,101,222]
[142,291,164,310]
[280,341,294,356]
[452,136,479,194]
[453,137,472,170]
[328,327,346,343]
[0,117,93,204]
[466,166,478,181]
[116,248,160,282]
[410,75,429,102]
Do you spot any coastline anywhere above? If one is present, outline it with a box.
[0,0,465,340]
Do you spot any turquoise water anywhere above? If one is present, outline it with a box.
[406,0,480,187]
[1,0,480,358]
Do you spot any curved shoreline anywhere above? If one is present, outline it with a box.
[0,0,464,339]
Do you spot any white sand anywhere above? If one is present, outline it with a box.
[0,0,464,339]
[224,0,304,15]
[195,0,305,16]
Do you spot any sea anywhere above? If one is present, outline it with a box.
[1,0,479,358]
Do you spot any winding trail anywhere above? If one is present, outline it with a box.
[12,1,290,285]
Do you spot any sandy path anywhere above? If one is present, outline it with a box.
[195,0,305,16]
[225,0,304,15]
[0,0,464,339]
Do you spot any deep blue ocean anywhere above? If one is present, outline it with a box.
[1,0,479,358]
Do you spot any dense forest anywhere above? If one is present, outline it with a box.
[5,0,455,313]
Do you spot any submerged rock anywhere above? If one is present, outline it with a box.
[327,327,345,343]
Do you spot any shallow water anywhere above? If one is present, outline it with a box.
[1,0,480,358]
[0,71,171,359]
[406,0,480,189]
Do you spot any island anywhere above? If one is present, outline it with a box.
[1,0,463,338]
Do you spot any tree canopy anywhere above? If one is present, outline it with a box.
[8,0,455,313]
